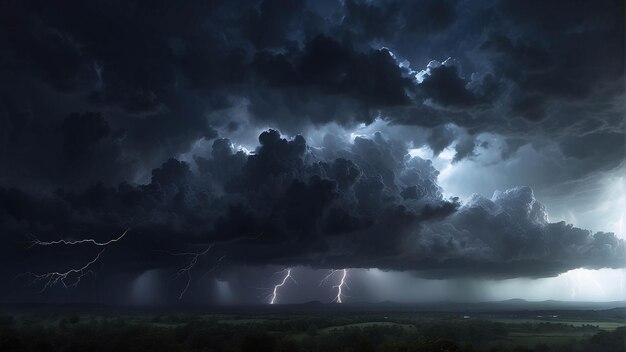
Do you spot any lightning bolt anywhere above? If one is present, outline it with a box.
[169,244,222,299]
[23,249,105,292]
[166,233,261,299]
[563,269,606,300]
[269,268,296,304]
[320,268,349,303]
[566,273,578,299]
[333,269,349,303]
[619,270,626,298]
[582,270,606,297]
[23,229,130,291]
[319,269,338,286]
[28,229,130,248]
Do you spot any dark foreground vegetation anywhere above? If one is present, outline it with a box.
[0,309,624,352]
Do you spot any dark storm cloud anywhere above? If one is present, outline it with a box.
[414,187,625,278]
[0,0,230,187]
[0,130,456,278]
[1,131,623,286]
[0,0,624,298]
[451,135,476,163]
[475,0,624,154]
[426,125,457,156]
[246,34,417,130]
[416,60,500,109]
[1,0,623,181]
[341,0,457,41]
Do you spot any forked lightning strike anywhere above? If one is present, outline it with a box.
[170,245,227,299]
[333,269,349,303]
[24,229,130,291]
[170,245,213,299]
[270,268,296,304]
[319,269,338,286]
[29,229,130,248]
[168,234,261,299]
[320,269,349,303]
[25,249,105,292]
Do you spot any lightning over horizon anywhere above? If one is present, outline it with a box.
[2,0,625,309]
[23,249,105,292]
[168,245,216,299]
[319,269,338,287]
[1,0,625,349]
[269,268,295,305]
[22,229,131,291]
[319,269,349,303]
[333,269,349,303]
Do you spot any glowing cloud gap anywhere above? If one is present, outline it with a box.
[25,249,105,292]
[270,268,295,304]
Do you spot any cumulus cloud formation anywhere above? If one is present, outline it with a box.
[1,131,623,285]
[0,0,623,300]
[415,187,624,278]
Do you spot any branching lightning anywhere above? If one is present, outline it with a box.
[320,268,349,303]
[564,269,606,300]
[24,249,105,292]
[209,253,227,274]
[169,244,215,299]
[23,229,130,291]
[333,269,349,303]
[319,269,338,286]
[269,268,296,304]
[28,229,130,248]
[167,233,260,300]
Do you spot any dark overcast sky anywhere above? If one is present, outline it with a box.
[0,0,624,304]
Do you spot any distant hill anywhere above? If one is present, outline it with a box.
[1,299,625,315]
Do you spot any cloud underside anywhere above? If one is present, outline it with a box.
[0,0,624,284]
[1,131,623,279]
